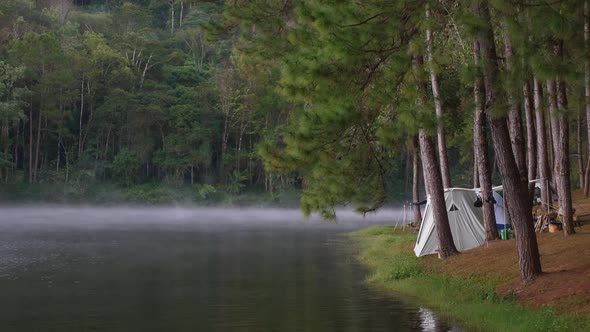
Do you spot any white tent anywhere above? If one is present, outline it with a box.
[414,188,486,257]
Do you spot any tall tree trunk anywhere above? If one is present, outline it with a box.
[473,40,499,241]
[523,79,537,194]
[473,152,480,188]
[554,41,575,235]
[200,32,206,70]
[548,78,575,235]
[577,112,584,189]
[547,79,559,184]
[426,6,452,188]
[56,134,61,174]
[534,78,551,213]
[475,0,542,282]
[104,126,111,161]
[139,53,153,90]
[170,0,175,34]
[14,123,19,173]
[179,0,184,28]
[65,145,69,183]
[1,121,8,181]
[585,1,590,196]
[412,135,422,225]
[220,114,229,181]
[28,100,33,183]
[78,75,84,159]
[503,30,527,182]
[81,83,93,156]
[236,114,245,172]
[415,56,457,259]
[34,110,42,183]
[419,129,457,258]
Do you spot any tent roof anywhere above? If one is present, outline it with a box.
[443,187,478,193]
[491,179,540,192]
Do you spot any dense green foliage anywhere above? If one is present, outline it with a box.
[352,226,590,331]
[216,0,590,221]
[220,0,475,216]
[0,0,302,203]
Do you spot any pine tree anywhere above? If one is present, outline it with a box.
[425,4,452,188]
[473,40,499,241]
[472,0,542,282]
[411,135,422,225]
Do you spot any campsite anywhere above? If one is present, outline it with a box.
[415,187,507,257]
[352,182,590,331]
[354,192,590,331]
[414,180,562,258]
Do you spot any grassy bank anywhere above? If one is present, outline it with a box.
[351,226,590,332]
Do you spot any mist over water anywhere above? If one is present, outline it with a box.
[0,206,407,230]
[0,207,459,331]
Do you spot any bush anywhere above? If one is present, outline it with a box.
[125,183,183,204]
[193,183,217,201]
[112,149,141,186]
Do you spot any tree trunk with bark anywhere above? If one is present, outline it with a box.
[14,123,19,173]
[415,55,457,259]
[139,53,153,90]
[426,6,452,189]
[217,68,234,182]
[547,79,559,183]
[503,30,527,182]
[473,152,480,188]
[534,78,550,214]
[473,40,499,241]
[56,134,60,174]
[179,1,184,28]
[28,100,33,183]
[33,108,42,183]
[78,75,84,159]
[412,135,422,225]
[577,113,584,189]
[585,1,590,196]
[474,0,542,282]
[523,80,537,195]
[170,0,175,35]
[419,129,458,258]
[554,42,575,235]
[1,120,8,181]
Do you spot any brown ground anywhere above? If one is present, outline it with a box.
[424,191,590,316]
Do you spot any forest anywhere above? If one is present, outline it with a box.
[1,0,589,282]
[0,0,299,204]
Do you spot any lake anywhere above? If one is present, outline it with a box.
[0,207,461,331]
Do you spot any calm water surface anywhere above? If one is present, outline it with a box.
[0,207,461,331]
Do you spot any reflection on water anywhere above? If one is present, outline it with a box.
[419,308,462,332]
[0,207,462,331]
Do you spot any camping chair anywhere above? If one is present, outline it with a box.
[541,203,578,232]
[534,200,561,232]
